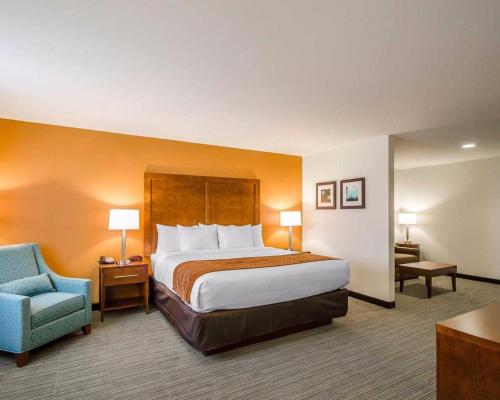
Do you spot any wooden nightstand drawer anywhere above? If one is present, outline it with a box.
[102,265,148,286]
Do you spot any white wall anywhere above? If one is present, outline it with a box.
[303,136,394,302]
[395,156,500,280]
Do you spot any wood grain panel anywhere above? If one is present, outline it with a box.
[436,304,500,400]
[144,173,260,255]
[207,178,259,225]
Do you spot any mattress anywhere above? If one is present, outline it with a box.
[152,247,349,313]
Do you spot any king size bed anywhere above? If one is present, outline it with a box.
[145,172,349,354]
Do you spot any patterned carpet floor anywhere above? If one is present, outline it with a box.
[1,277,498,400]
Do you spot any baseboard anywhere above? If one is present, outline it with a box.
[456,273,500,285]
[348,290,396,309]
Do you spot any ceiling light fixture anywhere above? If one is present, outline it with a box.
[461,143,476,149]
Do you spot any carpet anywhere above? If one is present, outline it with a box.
[0,276,498,400]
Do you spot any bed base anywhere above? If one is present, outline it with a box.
[153,280,348,355]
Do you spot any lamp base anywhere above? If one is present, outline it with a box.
[117,258,131,266]
[288,226,293,252]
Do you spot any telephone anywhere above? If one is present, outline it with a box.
[99,256,115,264]
[129,255,143,262]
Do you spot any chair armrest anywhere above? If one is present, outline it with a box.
[49,274,92,324]
[395,246,421,260]
[50,274,90,295]
[0,293,31,353]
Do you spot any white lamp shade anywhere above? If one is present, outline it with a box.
[108,209,140,230]
[398,212,417,225]
[280,211,302,227]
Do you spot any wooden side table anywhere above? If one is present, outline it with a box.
[99,261,149,322]
[396,242,420,249]
[399,261,457,298]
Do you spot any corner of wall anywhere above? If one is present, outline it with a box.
[387,136,395,301]
[302,135,395,303]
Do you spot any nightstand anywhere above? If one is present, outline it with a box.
[99,261,149,322]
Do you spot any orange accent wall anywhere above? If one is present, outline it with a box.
[0,119,302,302]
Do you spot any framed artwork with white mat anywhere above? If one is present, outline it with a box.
[340,177,365,209]
[316,181,336,209]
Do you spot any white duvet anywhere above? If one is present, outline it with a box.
[152,247,349,313]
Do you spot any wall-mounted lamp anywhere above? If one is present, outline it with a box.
[398,212,417,243]
[280,211,301,251]
[108,209,140,265]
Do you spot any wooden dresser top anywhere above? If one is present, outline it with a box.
[437,303,500,345]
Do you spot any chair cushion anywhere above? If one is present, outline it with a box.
[30,292,85,329]
[395,253,418,265]
[0,273,55,297]
[0,244,39,284]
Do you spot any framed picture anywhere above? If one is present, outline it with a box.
[316,181,336,209]
[340,177,365,209]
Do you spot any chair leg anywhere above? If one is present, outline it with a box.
[16,351,30,368]
[82,324,91,335]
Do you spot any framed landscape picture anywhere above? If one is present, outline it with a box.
[316,181,336,209]
[340,177,365,209]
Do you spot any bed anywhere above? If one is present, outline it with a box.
[145,172,349,354]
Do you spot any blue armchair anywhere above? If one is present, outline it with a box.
[0,243,91,367]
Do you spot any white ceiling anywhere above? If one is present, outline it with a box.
[393,120,500,169]
[1,0,500,155]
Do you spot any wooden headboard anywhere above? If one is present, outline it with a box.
[144,173,260,256]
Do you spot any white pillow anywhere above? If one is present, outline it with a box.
[156,224,181,254]
[198,223,219,248]
[217,225,254,249]
[251,224,264,247]
[177,224,218,251]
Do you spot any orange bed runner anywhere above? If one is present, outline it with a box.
[173,252,336,304]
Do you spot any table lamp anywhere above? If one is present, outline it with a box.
[398,212,417,243]
[280,211,301,251]
[108,209,140,265]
